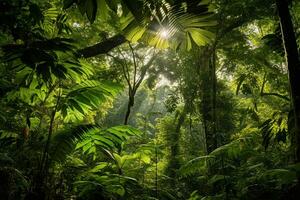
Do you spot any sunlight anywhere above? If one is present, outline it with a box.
[158,28,170,39]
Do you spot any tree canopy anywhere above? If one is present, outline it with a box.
[0,0,300,199]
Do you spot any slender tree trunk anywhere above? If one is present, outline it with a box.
[155,144,158,199]
[211,46,218,149]
[198,47,218,154]
[124,92,134,125]
[27,91,61,200]
[40,92,61,176]
[168,107,187,188]
[276,0,300,162]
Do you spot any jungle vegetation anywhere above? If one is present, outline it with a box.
[0,0,300,199]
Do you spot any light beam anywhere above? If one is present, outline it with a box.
[159,28,170,39]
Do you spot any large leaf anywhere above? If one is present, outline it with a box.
[61,80,122,120]
[76,125,142,157]
[2,38,82,83]
[50,124,96,162]
[121,0,216,49]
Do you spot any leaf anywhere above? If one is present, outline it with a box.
[63,0,76,9]
[105,0,118,12]
[261,169,297,185]
[140,154,151,164]
[69,99,85,115]
[113,153,122,166]
[119,0,216,49]
[74,125,140,158]
[236,74,246,95]
[51,64,67,79]
[179,155,215,176]
[82,141,92,153]
[51,124,96,162]
[207,175,227,185]
[106,184,125,196]
[188,28,207,46]
[86,0,98,23]
[98,0,108,20]
[89,162,108,172]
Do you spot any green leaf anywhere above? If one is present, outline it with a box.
[86,0,98,23]
[262,169,297,185]
[140,154,151,164]
[113,153,122,166]
[63,0,76,9]
[106,184,125,196]
[89,162,108,172]
[105,0,118,12]
[69,99,85,115]
[98,0,108,20]
[207,175,227,185]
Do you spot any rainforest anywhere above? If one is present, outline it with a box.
[0,0,300,199]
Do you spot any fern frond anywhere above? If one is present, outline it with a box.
[75,125,142,157]
[179,155,215,177]
[50,124,96,162]
[60,80,122,121]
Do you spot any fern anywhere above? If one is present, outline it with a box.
[50,124,96,162]
[179,155,215,177]
[260,111,288,150]
[51,124,141,162]
[60,80,122,121]
[2,37,84,84]
[180,134,256,177]
[76,125,142,157]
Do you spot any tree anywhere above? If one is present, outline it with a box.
[276,0,300,162]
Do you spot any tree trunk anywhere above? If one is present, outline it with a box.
[124,92,134,125]
[78,34,126,58]
[276,0,300,162]
[211,45,218,149]
[198,47,218,154]
[168,108,186,187]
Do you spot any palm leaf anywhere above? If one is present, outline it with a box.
[76,125,142,156]
[50,124,96,162]
[60,80,122,120]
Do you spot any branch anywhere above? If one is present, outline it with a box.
[134,54,157,93]
[78,34,126,58]
[260,74,290,101]
[106,53,131,88]
[128,42,138,87]
[261,92,290,101]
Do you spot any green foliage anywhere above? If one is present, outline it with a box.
[76,125,142,156]
[65,0,216,49]
[121,0,217,49]
[60,80,122,121]
[0,0,299,199]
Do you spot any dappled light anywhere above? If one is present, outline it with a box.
[0,0,300,200]
[158,28,171,39]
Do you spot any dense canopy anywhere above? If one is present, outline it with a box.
[0,0,300,199]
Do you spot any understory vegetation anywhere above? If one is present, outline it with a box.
[0,0,300,199]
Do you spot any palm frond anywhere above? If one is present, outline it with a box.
[50,124,96,162]
[76,125,142,157]
[60,80,122,121]
[2,38,84,83]
[122,0,217,49]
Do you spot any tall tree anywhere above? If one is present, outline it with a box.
[276,0,300,162]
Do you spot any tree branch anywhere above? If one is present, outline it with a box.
[78,34,126,58]
[260,92,290,101]
[128,42,137,87]
[260,73,290,101]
